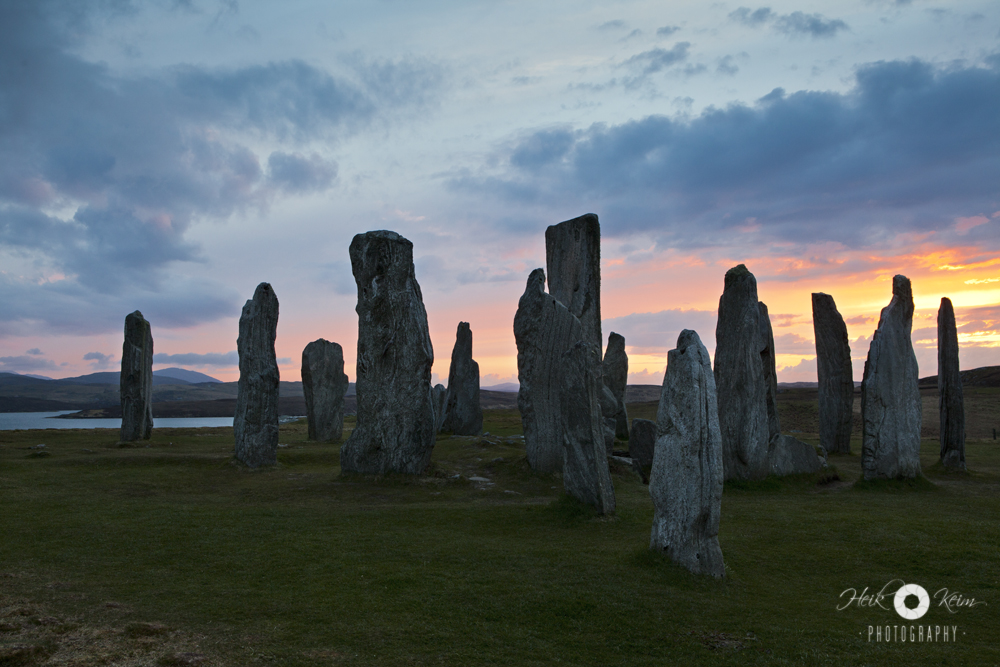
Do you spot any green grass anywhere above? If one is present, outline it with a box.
[1,410,999,665]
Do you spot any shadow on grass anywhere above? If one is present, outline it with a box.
[852,474,938,492]
[542,493,601,527]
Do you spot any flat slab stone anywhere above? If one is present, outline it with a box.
[650,329,725,578]
[120,310,153,442]
[938,297,966,469]
[759,301,781,443]
[812,292,854,454]
[545,213,602,348]
[603,332,630,440]
[768,435,823,476]
[514,268,584,473]
[560,340,616,514]
[432,383,447,433]
[629,418,657,469]
[301,339,349,442]
[234,282,280,468]
[340,231,436,475]
[442,322,483,435]
[714,265,770,480]
[861,275,922,480]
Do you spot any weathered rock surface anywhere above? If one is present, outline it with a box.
[768,435,823,476]
[234,283,280,467]
[649,330,725,578]
[861,275,922,480]
[301,339,348,442]
[603,332,630,440]
[758,301,781,443]
[559,340,616,515]
[600,384,618,453]
[442,322,483,435]
[938,297,966,470]
[120,310,153,442]
[629,418,657,468]
[432,384,447,433]
[545,213,602,348]
[514,268,584,473]
[812,293,854,454]
[340,231,436,475]
[714,265,770,481]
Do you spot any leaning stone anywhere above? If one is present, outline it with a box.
[938,297,966,470]
[714,265,770,480]
[758,302,781,444]
[649,329,725,578]
[629,418,657,468]
[120,310,153,442]
[441,322,483,435]
[559,340,616,515]
[514,268,584,473]
[545,213,602,348]
[768,435,823,476]
[234,283,280,468]
[811,293,854,454]
[861,275,922,480]
[603,332,630,440]
[301,339,348,442]
[340,231,436,475]
[432,384,447,433]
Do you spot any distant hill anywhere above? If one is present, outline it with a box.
[482,382,519,393]
[153,367,221,384]
[58,371,197,386]
[919,365,1000,388]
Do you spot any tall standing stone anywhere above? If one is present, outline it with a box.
[301,339,349,443]
[812,293,854,454]
[629,418,657,469]
[559,341,616,515]
[758,301,781,444]
[603,332,630,440]
[234,282,280,468]
[861,275,922,480]
[432,384,447,433]
[514,268,584,473]
[120,310,153,442]
[340,231,436,475]
[441,322,483,435]
[714,265,770,480]
[938,297,965,470]
[545,213,602,348]
[649,330,725,578]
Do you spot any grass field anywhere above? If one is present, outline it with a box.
[1,393,999,666]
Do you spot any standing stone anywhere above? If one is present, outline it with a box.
[301,339,348,442]
[441,322,483,435]
[861,275,922,480]
[603,332,630,440]
[758,302,781,444]
[559,340,616,515]
[545,213,602,348]
[629,418,657,469]
[514,268,584,473]
[714,265,770,480]
[234,282,280,468]
[649,330,725,578]
[938,297,965,470]
[432,384,447,433]
[120,310,153,442]
[812,293,854,454]
[340,231,436,475]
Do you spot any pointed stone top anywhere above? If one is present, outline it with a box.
[127,310,146,321]
[892,275,912,300]
[940,296,953,311]
[524,267,545,292]
[608,331,625,347]
[252,282,275,301]
[725,264,753,282]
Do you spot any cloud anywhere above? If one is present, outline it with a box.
[602,308,718,354]
[622,43,692,75]
[597,20,627,31]
[26,348,43,355]
[0,355,60,372]
[453,57,1000,252]
[0,2,443,338]
[83,351,115,369]
[153,351,240,367]
[716,55,740,76]
[729,7,848,38]
[656,25,681,37]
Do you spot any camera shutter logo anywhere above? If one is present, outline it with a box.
[894,584,930,620]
